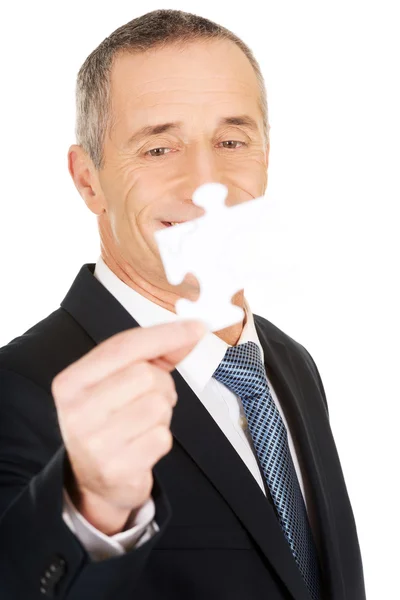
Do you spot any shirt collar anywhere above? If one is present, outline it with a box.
[93,255,264,396]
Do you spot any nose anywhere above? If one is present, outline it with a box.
[184,144,221,204]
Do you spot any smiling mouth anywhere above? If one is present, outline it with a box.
[161,221,184,227]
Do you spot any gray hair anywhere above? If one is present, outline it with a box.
[75,9,270,171]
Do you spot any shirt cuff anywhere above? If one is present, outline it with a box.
[62,487,159,561]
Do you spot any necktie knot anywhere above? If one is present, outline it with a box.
[213,341,267,401]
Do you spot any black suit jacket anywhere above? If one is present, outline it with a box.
[0,264,366,600]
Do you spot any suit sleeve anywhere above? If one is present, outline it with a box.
[0,369,171,599]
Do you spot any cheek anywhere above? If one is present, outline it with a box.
[103,155,148,204]
[224,152,268,197]
[123,183,163,247]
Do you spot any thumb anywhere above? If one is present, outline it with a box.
[150,320,207,372]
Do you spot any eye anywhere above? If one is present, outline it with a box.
[218,140,247,149]
[144,140,247,158]
[145,147,172,158]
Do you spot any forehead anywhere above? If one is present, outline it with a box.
[109,40,261,125]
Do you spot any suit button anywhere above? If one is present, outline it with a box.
[39,555,67,597]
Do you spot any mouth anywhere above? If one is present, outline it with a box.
[160,221,186,228]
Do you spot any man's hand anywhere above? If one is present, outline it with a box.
[52,320,206,535]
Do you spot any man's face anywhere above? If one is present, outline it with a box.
[92,39,269,297]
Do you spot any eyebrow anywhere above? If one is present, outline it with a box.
[125,115,259,147]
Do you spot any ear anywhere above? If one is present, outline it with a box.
[67,144,105,215]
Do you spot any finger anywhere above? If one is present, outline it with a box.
[53,319,207,398]
[90,392,174,456]
[126,425,174,472]
[76,362,177,418]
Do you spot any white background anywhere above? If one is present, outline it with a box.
[0,1,399,597]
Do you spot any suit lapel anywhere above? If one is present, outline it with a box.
[60,264,336,600]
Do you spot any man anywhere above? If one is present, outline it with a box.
[0,9,366,600]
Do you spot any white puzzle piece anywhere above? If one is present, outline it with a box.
[154,182,278,332]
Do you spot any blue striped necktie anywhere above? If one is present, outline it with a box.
[213,340,322,600]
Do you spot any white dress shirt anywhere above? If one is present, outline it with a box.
[62,255,309,561]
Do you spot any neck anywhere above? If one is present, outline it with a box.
[213,290,247,345]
